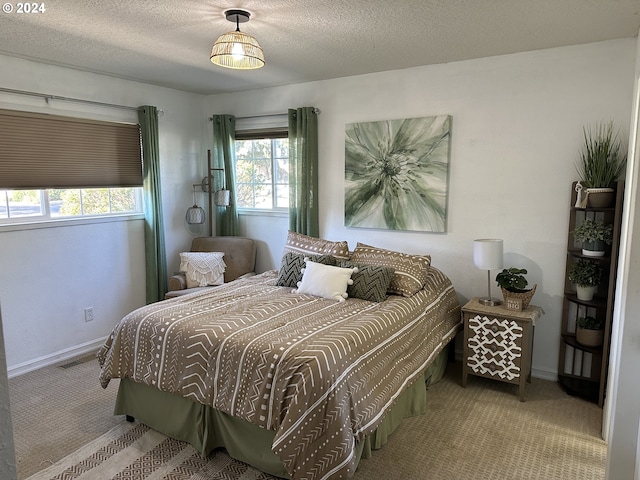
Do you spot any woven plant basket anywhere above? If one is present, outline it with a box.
[585,188,614,208]
[576,327,604,347]
[501,284,537,309]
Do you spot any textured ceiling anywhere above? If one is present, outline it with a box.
[0,0,639,95]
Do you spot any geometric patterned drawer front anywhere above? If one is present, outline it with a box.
[467,314,523,381]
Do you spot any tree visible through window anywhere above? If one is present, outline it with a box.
[235,137,289,210]
[0,188,141,221]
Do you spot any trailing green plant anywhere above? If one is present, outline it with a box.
[576,315,604,330]
[495,267,529,292]
[568,259,603,287]
[575,121,626,188]
[573,219,613,245]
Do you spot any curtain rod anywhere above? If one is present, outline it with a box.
[0,87,151,113]
[209,108,320,121]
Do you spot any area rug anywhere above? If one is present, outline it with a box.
[26,422,278,480]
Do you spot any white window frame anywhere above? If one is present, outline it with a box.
[0,187,144,228]
[233,111,290,216]
[234,136,289,214]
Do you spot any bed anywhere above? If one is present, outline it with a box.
[98,237,461,480]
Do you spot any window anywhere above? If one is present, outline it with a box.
[235,131,288,210]
[0,188,142,223]
[0,108,144,225]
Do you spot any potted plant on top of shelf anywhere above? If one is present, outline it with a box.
[568,259,603,301]
[575,121,626,208]
[575,315,604,347]
[495,267,536,309]
[573,219,613,257]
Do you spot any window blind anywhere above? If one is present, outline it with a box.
[0,108,143,189]
[235,127,288,140]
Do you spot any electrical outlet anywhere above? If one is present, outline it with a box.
[84,307,94,322]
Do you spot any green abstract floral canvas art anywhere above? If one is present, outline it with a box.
[344,115,452,232]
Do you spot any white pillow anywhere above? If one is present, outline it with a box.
[179,252,226,288]
[294,260,357,302]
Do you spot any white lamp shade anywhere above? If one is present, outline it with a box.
[214,189,231,207]
[473,239,504,270]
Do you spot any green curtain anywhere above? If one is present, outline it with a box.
[288,107,319,237]
[138,106,167,304]
[211,114,239,236]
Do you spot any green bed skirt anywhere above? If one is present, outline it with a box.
[114,344,450,478]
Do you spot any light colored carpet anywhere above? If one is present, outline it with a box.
[10,355,606,480]
[9,354,122,479]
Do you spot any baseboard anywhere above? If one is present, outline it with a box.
[7,336,108,378]
[531,367,558,382]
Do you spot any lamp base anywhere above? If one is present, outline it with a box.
[478,296,502,306]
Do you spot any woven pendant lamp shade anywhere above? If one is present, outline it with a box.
[210,31,265,69]
[186,183,206,225]
[185,204,205,224]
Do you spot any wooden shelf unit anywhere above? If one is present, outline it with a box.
[557,181,624,407]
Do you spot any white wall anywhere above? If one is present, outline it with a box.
[206,39,636,379]
[237,213,289,273]
[0,55,207,372]
[0,307,16,480]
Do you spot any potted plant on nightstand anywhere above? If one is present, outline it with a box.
[575,121,626,208]
[495,267,536,308]
[573,219,613,257]
[575,315,604,347]
[568,259,603,301]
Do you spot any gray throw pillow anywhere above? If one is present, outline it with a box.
[339,261,395,302]
[276,252,337,287]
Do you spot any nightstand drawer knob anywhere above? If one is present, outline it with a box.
[491,325,499,333]
[490,344,497,352]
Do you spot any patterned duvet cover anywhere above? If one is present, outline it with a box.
[98,267,460,480]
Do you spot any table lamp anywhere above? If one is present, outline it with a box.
[474,239,504,306]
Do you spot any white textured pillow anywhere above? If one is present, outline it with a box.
[294,260,357,302]
[179,252,226,288]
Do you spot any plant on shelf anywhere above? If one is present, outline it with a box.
[573,219,613,256]
[568,259,603,286]
[576,315,604,330]
[568,259,603,301]
[576,315,605,347]
[576,121,626,188]
[575,121,626,208]
[495,267,536,308]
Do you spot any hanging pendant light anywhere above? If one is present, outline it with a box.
[210,9,265,70]
[185,185,206,224]
[201,160,231,208]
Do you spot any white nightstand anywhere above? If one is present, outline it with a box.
[461,298,544,401]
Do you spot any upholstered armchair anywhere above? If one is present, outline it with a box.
[165,236,257,299]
